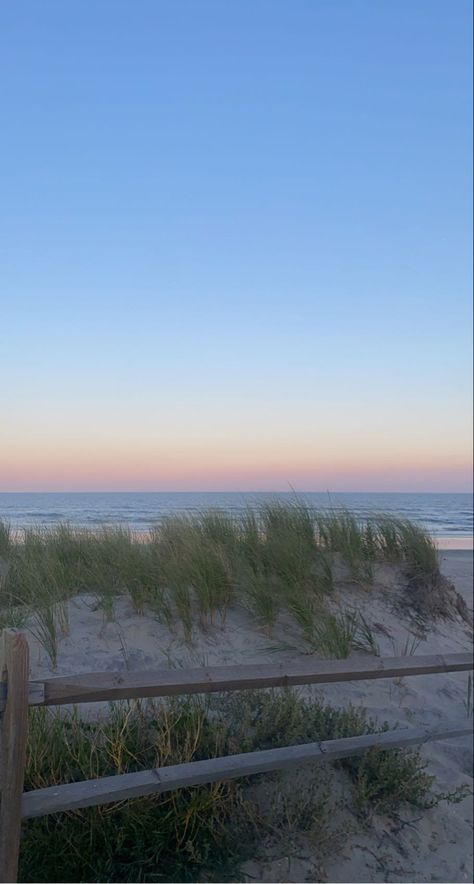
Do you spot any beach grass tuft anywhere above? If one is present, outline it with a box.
[0,504,452,661]
[0,519,12,558]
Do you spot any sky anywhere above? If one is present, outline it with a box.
[1,0,472,493]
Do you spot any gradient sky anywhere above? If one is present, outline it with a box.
[1,0,472,492]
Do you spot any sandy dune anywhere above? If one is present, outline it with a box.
[24,551,473,883]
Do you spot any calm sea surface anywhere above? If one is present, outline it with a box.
[0,492,472,537]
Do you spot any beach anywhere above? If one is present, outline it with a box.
[3,0,471,879]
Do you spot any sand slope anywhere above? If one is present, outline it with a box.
[24,551,473,883]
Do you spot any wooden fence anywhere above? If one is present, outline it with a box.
[0,628,472,882]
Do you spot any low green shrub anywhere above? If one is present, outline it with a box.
[19,690,464,882]
[348,745,471,818]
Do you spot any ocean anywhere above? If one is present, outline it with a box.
[0,492,472,538]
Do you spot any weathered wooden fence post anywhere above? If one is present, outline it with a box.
[0,630,29,883]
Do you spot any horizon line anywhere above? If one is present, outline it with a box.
[0,489,472,496]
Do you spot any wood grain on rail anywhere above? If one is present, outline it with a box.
[22,725,473,819]
[22,652,473,708]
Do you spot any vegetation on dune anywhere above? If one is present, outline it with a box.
[19,689,468,883]
[0,503,457,664]
[0,518,12,557]
[1,508,466,880]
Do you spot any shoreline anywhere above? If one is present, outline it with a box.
[435,536,473,550]
[4,527,474,550]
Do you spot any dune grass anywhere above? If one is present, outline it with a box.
[19,688,464,883]
[0,504,451,664]
[2,508,466,881]
[0,519,12,557]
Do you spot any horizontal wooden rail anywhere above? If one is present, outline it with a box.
[11,652,472,709]
[22,725,473,819]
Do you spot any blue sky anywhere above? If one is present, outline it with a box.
[1,0,472,491]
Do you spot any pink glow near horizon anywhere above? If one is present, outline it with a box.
[2,393,471,493]
[2,424,472,489]
[2,459,471,493]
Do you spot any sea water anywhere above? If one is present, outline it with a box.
[0,491,472,538]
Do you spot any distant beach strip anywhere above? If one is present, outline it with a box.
[435,536,473,550]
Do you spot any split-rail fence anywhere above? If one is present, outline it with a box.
[0,628,472,882]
